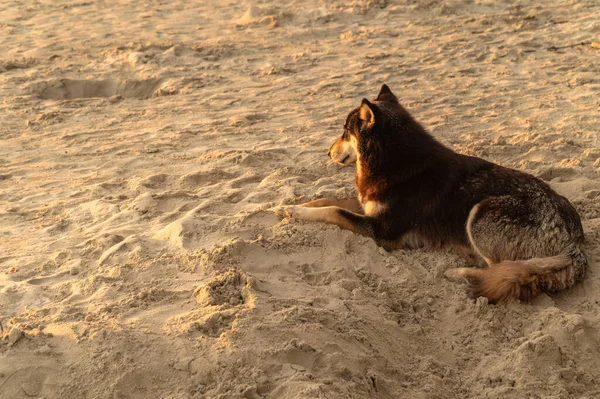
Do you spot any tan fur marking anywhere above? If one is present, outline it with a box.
[329,136,357,165]
[363,200,386,216]
[395,231,427,249]
[351,136,364,180]
[276,205,368,236]
[299,198,363,214]
[359,102,375,125]
[445,255,573,303]
[466,203,495,265]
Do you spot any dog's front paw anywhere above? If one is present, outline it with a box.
[273,205,300,219]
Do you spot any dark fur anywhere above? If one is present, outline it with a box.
[285,84,587,303]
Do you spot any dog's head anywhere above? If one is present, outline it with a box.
[328,84,399,166]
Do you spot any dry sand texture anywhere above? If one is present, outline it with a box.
[2,0,600,398]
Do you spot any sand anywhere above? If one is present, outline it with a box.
[1,0,600,398]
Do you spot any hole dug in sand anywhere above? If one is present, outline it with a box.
[38,77,172,100]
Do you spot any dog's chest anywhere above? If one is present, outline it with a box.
[362,200,387,217]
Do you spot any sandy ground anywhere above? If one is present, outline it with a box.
[1,0,600,398]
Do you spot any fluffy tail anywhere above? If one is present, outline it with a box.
[445,249,588,304]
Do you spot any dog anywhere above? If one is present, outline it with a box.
[275,84,587,303]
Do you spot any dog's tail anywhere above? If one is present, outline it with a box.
[446,248,587,304]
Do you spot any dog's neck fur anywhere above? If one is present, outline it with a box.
[354,113,461,204]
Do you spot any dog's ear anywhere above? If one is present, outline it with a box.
[359,99,376,126]
[375,84,398,103]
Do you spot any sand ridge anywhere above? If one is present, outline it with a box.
[1,0,600,398]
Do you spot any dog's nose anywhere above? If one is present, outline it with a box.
[327,148,331,157]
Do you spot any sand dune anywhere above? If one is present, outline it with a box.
[1,0,600,397]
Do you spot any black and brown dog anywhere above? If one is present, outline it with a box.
[275,84,587,304]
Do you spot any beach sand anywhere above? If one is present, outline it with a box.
[1,0,600,397]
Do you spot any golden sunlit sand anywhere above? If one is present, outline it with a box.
[1,1,600,398]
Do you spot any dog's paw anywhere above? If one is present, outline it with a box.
[273,205,300,219]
